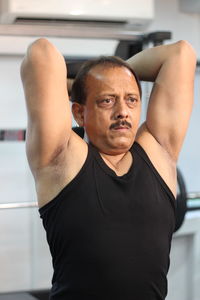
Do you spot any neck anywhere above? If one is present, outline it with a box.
[100,151,133,174]
[101,152,126,167]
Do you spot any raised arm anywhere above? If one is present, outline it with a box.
[21,38,72,172]
[127,40,197,160]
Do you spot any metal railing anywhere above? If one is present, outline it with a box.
[0,201,38,209]
[188,192,200,200]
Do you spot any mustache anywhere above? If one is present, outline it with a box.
[110,120,132,130]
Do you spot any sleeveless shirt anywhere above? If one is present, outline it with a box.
[39,142,176,300]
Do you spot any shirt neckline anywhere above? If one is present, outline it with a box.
[89,143,135,179]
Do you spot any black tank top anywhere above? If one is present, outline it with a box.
[39,142,175,300]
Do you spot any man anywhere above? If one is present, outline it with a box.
[21,38,196,300]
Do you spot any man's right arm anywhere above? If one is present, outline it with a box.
[21,38,73,173]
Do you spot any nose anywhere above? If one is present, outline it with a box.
[113,99,128,120]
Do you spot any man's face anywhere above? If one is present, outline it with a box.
[80,65,141,155]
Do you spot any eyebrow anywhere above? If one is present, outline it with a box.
[126,93,140,97]
[97,92,140,97]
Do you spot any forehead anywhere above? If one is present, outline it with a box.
[85,65,139,96]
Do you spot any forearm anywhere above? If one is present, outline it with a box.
[126,40,196,82]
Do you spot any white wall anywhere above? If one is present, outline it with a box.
[149,0,200,50]
[167,212,200,300]
[0,0,200,298]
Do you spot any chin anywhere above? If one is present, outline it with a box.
[88,133,135,154]
[114,136,134,147]
[106,139,134,154]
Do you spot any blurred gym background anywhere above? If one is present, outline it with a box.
[0,0,200,299]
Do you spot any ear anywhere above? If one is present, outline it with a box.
[72,102,85,127]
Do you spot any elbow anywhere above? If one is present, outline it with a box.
[27,38,56,60]
[23,38,59,65]
[176,40,197,65]
[21,38,65,80]
[21,38,52,75]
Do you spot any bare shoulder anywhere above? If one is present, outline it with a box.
[135,123,177,198]
[35,131,88,208]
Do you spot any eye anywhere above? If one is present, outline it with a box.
[97,97,115,108]
[126,96,138,106]
[103,99,112,103]
[127,97,137,102]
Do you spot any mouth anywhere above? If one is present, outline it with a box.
[113,126,130,131]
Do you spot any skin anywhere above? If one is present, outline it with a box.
[72,65,141,155]
[21,38,196,208]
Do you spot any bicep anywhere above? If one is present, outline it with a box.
[146,41,196,160]
[21,39,72,169]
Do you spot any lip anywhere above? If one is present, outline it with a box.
[113,127,130,130]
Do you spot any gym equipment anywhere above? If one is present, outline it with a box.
[0,290,50,300]
[0,129,25,141]
[0,292,38,300]
[175,168,187,232]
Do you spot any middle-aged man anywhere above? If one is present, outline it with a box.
[21,38,196,300]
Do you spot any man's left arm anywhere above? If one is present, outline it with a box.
[127,40,197,161]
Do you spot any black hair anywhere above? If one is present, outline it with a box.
[70,56,142,104]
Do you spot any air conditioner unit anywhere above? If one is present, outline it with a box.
[179,0,200,13]
[0,0,154,29]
